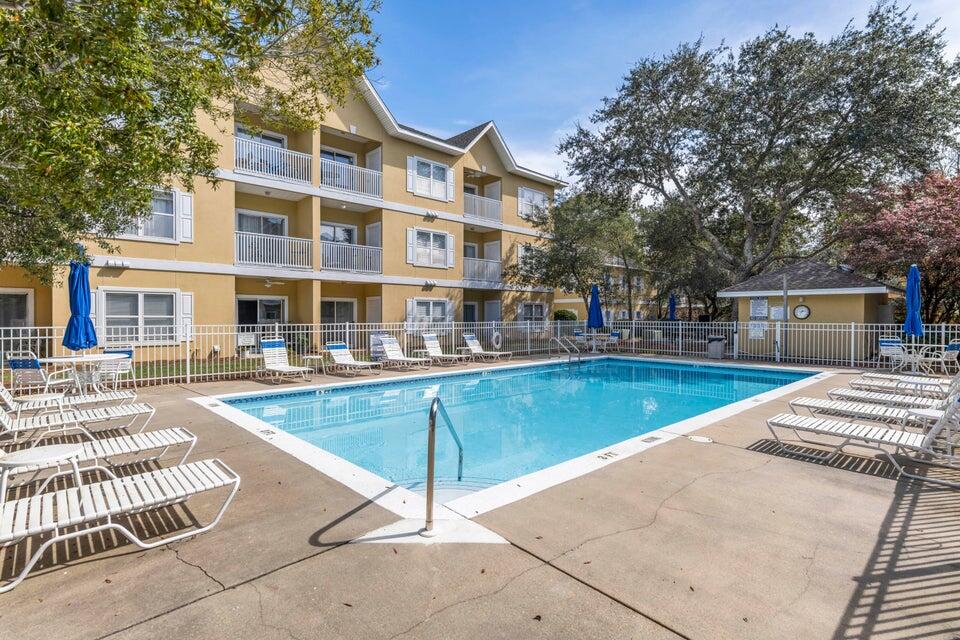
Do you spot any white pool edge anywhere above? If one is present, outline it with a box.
[191,356,835,521]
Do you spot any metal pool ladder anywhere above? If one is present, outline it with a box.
[422,396,464,535]
[550,336,582,364]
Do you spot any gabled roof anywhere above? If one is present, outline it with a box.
[717,261,897,297]
[358,77,564,187]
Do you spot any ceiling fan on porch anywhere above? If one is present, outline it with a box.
[263,279,286,289]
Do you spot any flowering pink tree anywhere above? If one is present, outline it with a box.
[842,173,960,323]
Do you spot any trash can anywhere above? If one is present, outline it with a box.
[707,335,725,360]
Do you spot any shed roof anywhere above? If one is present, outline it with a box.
[717,261,897,297]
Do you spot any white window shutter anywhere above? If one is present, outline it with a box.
[446,166,455,201]
[177,190,194,243]
[89,288,99,334]
[406,228,416,264]
[406,156,416,192]
[445,300,454,323]
[517,302,525,320]
[179,292,194,341]
[446,233,455,267]
[405,299,415,327]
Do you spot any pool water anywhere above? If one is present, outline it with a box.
[225,359,810,493]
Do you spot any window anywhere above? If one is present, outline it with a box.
[415,230,447,267]
[320,300,355,324]
[237,211,286,236]
[0,290,30,327]
[520,303,546,323]
[320,149,355,165]
[104,291,176,342]
[518,186,548,218]
[463,243,478,259]
[237,297,285,325]
[125,190,176,240]
[415,300,447,324]
[415,158,448,199]
[517,243,533,265]
[320,223,355,244]
[463,183,478,196]
[235,125,286,148]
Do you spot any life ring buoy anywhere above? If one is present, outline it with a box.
[491,331,503,350]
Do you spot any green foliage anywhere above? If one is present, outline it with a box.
[0,0,378,278]
[561,2,960,283]
[552,309,577,321]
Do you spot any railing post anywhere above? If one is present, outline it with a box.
[526,321,531,355]
[733,323,739,360]
[850,322,856,368]
[775,322,782,362]
[678,321,684,356]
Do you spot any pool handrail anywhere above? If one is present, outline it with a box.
[422,396,463,536]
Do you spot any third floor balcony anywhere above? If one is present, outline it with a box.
[320,158,383,200]
[234,137,312,184]
[464,193,502,224]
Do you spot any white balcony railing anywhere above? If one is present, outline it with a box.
[234,137,312,184]
[235,232,313,269]
[464,257,502,282]
[464,193,502,223]
[320,158,383,199]
[320,241,382,274]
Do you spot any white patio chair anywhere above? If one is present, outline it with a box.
[0,458,239,592]
[4,351,75,394]
[600,331,622,352]
[97,344,137,390]
[417,333,469,365]
[878,336,921,372]
[379,335,430,370]
[766,397,960,489]
[325,342,382,376]
[918,340,960,375]
[458,333,512,361]
[260,337,312,383]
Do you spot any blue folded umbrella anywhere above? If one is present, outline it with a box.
[62,260,98,351]
[587,284,604,329]
[903,264,924,338]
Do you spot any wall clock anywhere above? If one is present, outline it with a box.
[793,304,811,320]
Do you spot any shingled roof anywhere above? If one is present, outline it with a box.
[717,261,896,297]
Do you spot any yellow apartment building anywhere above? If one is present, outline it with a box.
[0,77,564,340]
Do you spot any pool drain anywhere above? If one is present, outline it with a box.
[687,435,713,444]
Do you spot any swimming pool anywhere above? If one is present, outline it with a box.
[219,358,814,503]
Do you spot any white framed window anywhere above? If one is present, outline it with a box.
[236,210,287,236]
[520,302,546,323]
[517,243,534,265]
[235,125,287,149]
[320,299,356,324]
[463,242,478,259]
[406,297,452,330]
[104,291,176,343]
[463,183,479,195]
[320,222,356,244]
[406,228,454,268]
[320,147,356,165]
[236,296,287,325]
[122,188,193,243]
[518,186,548,218]
[406,156,454,201]
[0,288,33,327]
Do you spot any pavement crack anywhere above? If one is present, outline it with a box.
[250,582,307,640]
[166,545,226,590]
[385,562,544,640]
[550,457,774,563]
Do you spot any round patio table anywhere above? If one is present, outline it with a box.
[39,353,129,394]
[0,442,84,497]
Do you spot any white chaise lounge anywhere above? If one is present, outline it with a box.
[379,335,430,370]
[826,387,944,408]
[789,396,946,427]
[261,337,312,383]
[766,398,960,488]
[418,333,469,365]
[0,458,239,593]
[325,342,383,376]
[460,333,511,361]
[1,402,155,441]
[0,381,136,419]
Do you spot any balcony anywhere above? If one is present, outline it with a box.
[234,137,312,184]
[464,193,502,224]
[320,158,383,199]
[464,257,502,283]
[235,232,313,270]
[320,241,382,274]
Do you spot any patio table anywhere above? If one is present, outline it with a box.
[0,442,83,497]
[39,353,129,394]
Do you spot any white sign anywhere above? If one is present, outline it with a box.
[369,332,388,362]
[237,333,256,347]
[748,321,767,340]
[769,306,785,321]
[749,297,768,319]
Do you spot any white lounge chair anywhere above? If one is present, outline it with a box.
[0,402,155,441]
[767,398,960,488]
[0,381,135,419]
[862,371,953,385]
[0,458,239,592]
[325,342,382,376]
[418,333,469,365]
[0,427,197,495]
[260,337,312,383]
[459,333,512,361]
[379,335,430,370]
[827,387,944,409]
[848,376,949,398]
[789,396,945,427]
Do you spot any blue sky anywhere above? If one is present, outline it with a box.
[370,1,959,181]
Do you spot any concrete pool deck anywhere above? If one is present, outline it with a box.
[2,356,959,639]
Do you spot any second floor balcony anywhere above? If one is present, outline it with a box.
[464,193,502,224]
[235,232,313,270]
[234,137,312,184]
[320,240,382,274]
[320,158,383,199]
[464,257,502,283]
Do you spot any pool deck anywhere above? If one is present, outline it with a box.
[3,355,959,640]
